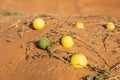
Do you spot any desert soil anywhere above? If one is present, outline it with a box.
[0,0,120,80]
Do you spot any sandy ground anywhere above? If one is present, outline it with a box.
[0,0,120,80]
[0,0,120,19]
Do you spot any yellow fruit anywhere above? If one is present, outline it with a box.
[61,36,73,48]
[15,19,21,28]
[70,54,88,68]
[75,22,84,29]
[106,22,115,30]
[32,18,45,30]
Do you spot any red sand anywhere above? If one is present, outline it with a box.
[0,0,120,80]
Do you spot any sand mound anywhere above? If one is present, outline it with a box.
[0,14,120,80]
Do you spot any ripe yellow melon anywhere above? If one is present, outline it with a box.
[70,54,88,68]
[75,22,84,29]
[32,18,45,30]
[61,36,73,48]
[106,22,115,30]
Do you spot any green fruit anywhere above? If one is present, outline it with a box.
[39,38,50,49]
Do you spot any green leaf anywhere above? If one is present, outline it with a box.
[0,10,31,17]
[95,74,104,80]
[104,68,111,76]
[92,62,99,71]
[86,75,94,80]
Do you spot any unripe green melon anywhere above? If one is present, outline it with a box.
[39,38,50,49]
